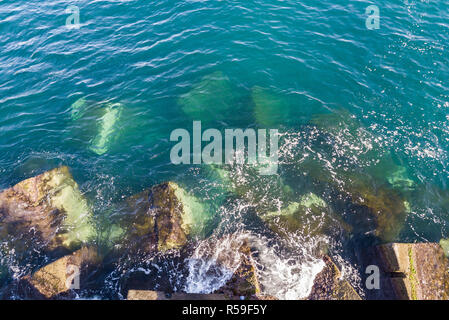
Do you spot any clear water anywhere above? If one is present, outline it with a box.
[0,0,448,299]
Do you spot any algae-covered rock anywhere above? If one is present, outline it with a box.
[0,166,96,250]
[122,182,210,253]
[251,86,290,127]
[178,71,235,122]
[20,246,101,299]
[308,256,361,300]
[377,243,449,300]
[90,102,123,155]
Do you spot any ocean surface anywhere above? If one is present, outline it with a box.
[0,0,448,299]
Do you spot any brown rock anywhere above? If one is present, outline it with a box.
[214,239,261,298]
[122,182,192,253]
[308,256,361,300]
[20,246,101,299]
[377,243,449,300]
[0,166,95,250]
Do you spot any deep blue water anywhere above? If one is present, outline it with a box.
[0,0,448,299]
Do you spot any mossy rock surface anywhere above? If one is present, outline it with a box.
[0,166,95,250]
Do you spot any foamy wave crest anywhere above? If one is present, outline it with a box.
[184,232,327,299]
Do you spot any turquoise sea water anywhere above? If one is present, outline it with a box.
[0,0,449,299]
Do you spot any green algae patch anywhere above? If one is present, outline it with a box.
[408,247,418,300]
[178,71,235,122]
[440,239,449,258]
[90,103,123,155]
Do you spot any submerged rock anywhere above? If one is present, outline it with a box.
[70,97,88,121]
[70,98,124,155]
[0,166,95,250]
[308,256,361,300]
[251,86,290,127]
[90,102,123,155]
[19,246,101,299]
[122,182,210,253]
[177,71,236,122]
[377,243,449,300]
[294,110,414,242]
[206,163,293,213]
[261,193,352,240]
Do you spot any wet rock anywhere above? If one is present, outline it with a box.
[127,290,228,300]
[183,234,261,298]
[0,166,95,250]
[308,256,361,300]
[214,240,261,298]
[19,246,101,299]
[122,182,209,253]
[376,243,449,300]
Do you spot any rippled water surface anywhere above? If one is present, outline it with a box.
[1,0,448,299]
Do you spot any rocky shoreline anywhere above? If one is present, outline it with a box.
[0,166,448,300]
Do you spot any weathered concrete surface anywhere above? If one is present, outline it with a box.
[19,246,101,299]
[308,256,361,300]
[0,166,95,250]
[377,243,449,300]
[127,290,228,300]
